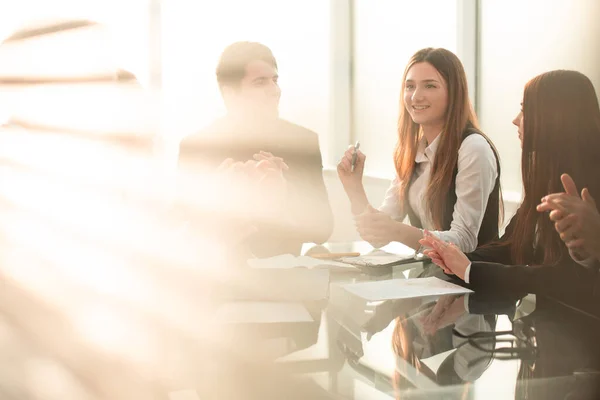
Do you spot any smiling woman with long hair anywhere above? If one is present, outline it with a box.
[337,48,502,253]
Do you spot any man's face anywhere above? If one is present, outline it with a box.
[227,60,281,120]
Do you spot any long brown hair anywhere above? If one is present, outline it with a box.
[507,70,600,265]
[394,48,498,229]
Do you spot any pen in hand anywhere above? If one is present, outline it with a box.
[351,141,361,173]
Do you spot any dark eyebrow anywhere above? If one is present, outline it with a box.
[405,79,441,84]
[252,74,278,83]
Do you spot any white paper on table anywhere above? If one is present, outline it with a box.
[215,301,314,324]
[342,277,473,301]
[247,254,356,270]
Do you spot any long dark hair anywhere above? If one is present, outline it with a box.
[507,70,600,264]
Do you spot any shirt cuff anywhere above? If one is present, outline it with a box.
[464,262,472,284]
[463,293,471,313]
[569,248,598,268]
[433,230,476,254]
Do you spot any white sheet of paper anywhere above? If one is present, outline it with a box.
[342,277,473,301]
[215,301,314,324]
[247,254,355,270]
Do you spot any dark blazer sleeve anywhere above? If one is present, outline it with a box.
[284,132,333,245]
[469,260,600,310]
[466,291,519,316]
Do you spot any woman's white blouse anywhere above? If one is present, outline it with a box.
[379,134,498,252]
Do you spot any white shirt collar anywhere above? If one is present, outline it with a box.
[415,133,442,163]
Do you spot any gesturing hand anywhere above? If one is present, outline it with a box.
[354,205,401,248]
[418,231,471,281]
[253,151,289,173]
[337,145,369,214]
[220,157,288,221]
[337,144,366,190]
[537,173,600,261]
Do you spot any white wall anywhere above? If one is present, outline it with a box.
[478,0,600,197]
[160,0,331,155]
[352,0,459,178]
[323,169,390,242]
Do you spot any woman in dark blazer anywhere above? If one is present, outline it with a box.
[418,70,600,311]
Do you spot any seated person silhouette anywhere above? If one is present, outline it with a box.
[179,41,333,257]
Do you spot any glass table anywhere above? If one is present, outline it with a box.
[208,241,600,400]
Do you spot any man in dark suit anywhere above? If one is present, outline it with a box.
[179,42,333,257]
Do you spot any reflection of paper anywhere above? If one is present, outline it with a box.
[215,301,314,324]
[296,256,356,269]
[168,390,201,400]
[342,277,472,301]
[248,254,355,270]
[340,249,415,267]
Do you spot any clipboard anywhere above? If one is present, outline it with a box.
[338,250,419,274]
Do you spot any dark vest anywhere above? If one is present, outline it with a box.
[405,128,501,246]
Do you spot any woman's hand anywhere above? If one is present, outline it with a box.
[337,144,368,213]
[419,231,471,281]
[354,205,402,248]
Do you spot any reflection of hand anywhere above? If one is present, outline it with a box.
[362,298,423,339]
[419,231,470,280]
[419,295,466,336]
[354,205,401,248]
[536,173,600,261]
